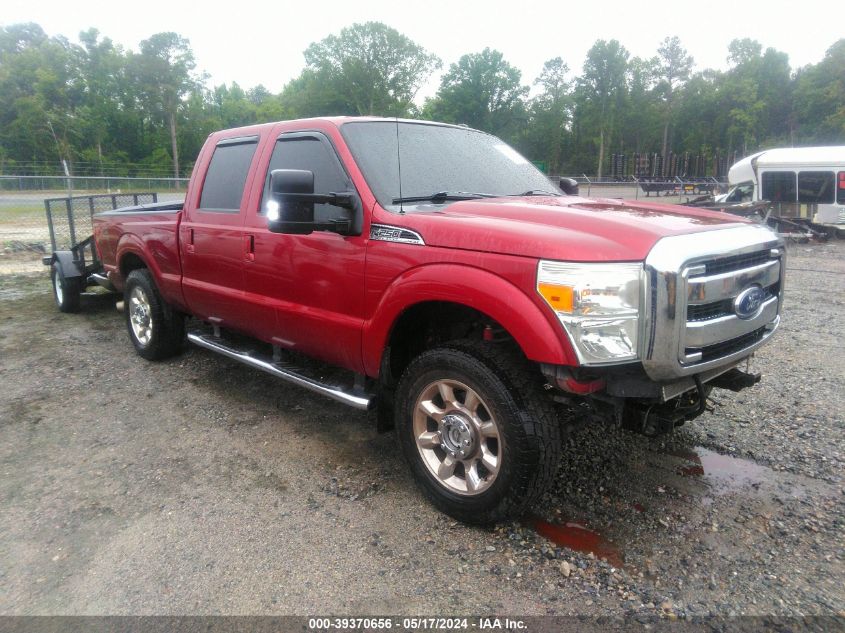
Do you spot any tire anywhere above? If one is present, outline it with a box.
[124,268,185,360]
[51,262,82,313]
[395,340,562,525]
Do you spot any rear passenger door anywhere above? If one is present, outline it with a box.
[180,135,260,330]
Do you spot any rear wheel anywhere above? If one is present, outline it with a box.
[395,341,562,524]
[124,269,184,360]
[51,263,81,313]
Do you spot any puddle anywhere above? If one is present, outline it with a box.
[0,272,49,301]
[671,447,771,494]
[529,516,623,567]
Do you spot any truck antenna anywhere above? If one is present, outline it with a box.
[395,117,404,214]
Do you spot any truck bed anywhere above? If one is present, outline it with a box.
[96,201,185,216]
[93,202,185,304]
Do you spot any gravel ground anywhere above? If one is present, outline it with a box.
[0,240,843,620]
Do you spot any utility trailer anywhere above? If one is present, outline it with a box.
[41,193,180,312]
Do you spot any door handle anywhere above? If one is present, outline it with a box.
[186,228,195,254]
[244,234,255,262]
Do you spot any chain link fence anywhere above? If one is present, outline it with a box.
[0,176,187,274]
[0,175,188,193]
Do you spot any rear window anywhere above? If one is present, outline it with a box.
[199,136,259,212]
[838,172,845,204]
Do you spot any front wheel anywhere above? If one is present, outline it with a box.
[124,269,184,360]
[395,341,562,525]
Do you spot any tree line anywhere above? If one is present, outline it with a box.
[1,21,843,179]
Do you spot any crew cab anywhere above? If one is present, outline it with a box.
[48,117,785,524]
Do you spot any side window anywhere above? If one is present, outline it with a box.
[199,137,259,212]
[761,171,796,202]
[262,136,349,221]
[797,171,834,204]
[838,172,845,205]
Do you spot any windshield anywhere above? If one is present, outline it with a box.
[340,121,558,211]
[726,181,754,203]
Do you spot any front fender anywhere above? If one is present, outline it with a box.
[362,263,578,377]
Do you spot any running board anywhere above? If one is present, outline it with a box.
[186,332,374,411]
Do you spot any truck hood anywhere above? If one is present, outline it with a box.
[396,196,748,261]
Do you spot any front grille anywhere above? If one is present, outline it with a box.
[703,250,772,276]
[686,282,779,322]
[642,227,783,381]
[691,328,766,363]
[687,299,734,322]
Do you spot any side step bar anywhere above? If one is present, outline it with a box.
[186,332,374,411]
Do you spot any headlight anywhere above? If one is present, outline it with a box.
[537,260,642,364]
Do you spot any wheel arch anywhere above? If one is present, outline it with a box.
[116,235,154,280]
[362,263,577,380]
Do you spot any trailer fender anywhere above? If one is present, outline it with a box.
[48,251,84,279]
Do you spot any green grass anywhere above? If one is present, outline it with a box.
[0,203,46,222]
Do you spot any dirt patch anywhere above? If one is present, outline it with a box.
[0,241,842,618]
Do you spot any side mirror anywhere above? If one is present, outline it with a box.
[267,169,356,235]
[559,177,579,196]
[267,169,317,234]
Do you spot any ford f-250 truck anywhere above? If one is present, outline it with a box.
[47,117,785,524]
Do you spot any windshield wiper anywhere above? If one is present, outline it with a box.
[510,189,561,197]
[392,191,498,204]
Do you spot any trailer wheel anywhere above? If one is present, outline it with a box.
[51,262,81,313]
[395,340,562,525]
[124,269,184,360]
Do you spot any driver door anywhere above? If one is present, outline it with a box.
[242,131,368,372]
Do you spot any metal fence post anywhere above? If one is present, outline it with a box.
[65,197,76,249]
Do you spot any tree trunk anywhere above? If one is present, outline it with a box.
[597,126,605,179]
[599,108,616,179]
[169,110,180,180]
[661,120,670,171]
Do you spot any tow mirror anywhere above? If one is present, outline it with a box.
[267,169,355,235]
[559,177,579,196]
[267,169,317,234]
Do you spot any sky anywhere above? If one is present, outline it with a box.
[4,0,842,103]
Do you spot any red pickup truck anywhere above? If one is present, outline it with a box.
[48,117,784,524]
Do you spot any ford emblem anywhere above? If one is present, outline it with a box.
[734,285,766,319]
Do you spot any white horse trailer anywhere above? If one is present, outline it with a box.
[717,146,845,224]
